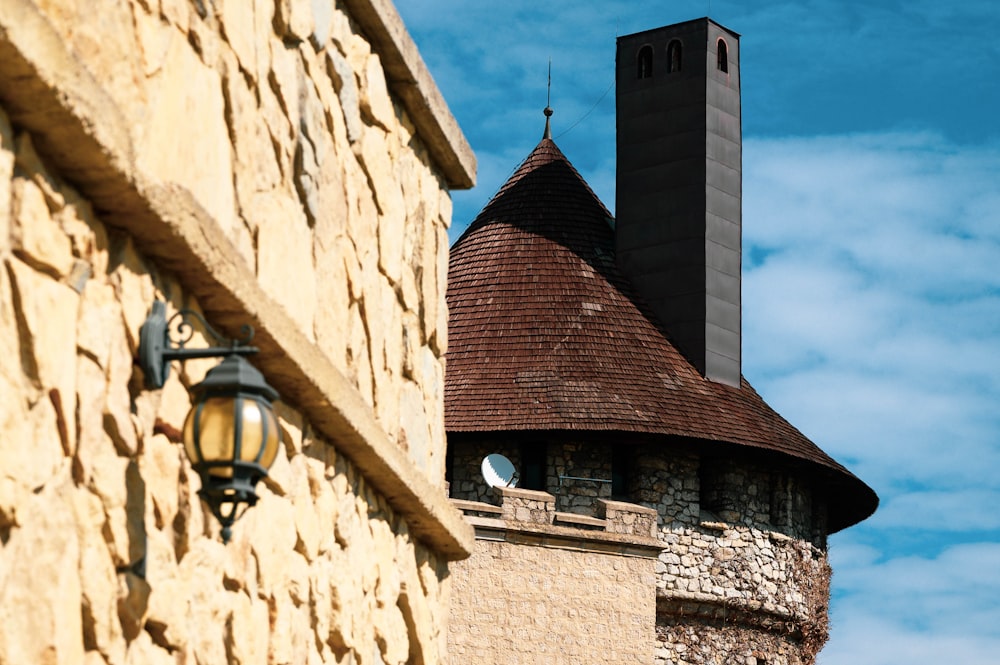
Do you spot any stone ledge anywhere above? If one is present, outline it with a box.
[656,590,807,637]
[477,520,662,557]
[0,1,474,560]
[449,499,502,515]
[493,486,555,502]
[463,515,506,530]
[553,511,607,530]
[599,498,658,516]
[340,0,476,189]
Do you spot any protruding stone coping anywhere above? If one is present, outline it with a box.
[655,590,803,637]
[493,486,555,525]
[0,4,474,560]
[553,512,607,530]
[340,0,476,188]
[598,499,659,538]
[450,492,663,555]
[449,499,502,516]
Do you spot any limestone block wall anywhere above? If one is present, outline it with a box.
[0,0,476,662]
[4,0,469,479]
[0,102,459,665]
[447,494,660,665]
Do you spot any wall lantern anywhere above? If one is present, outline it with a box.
[138,300,280,543]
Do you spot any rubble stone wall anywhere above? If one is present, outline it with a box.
[0,0,474,662]
[634,447,832,665]
[448,438,617,511]
[448,438,516,503]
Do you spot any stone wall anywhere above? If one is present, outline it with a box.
[449,438,833,663]
[447,493,660,665]
[449,542,655,665]
[0,0,475,662]
[634,447,832,665]
[448,438,618,512]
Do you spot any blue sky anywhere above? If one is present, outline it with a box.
[394,1,1000,662]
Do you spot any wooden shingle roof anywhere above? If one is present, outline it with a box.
[445,137,877,531]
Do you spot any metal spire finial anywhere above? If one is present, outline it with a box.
[543,58,553,139]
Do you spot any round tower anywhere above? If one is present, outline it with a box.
[444,21,877,664]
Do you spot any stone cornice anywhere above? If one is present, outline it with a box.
[656,591,809,639]
[0,0,474,560]
[341,0,476,189]
[451,498,663,556]
[466,516,663,557]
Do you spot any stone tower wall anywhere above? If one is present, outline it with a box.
[635,449,832,665]
[448,438,617,512]
[448,438,832,664]
[0,1,474,663]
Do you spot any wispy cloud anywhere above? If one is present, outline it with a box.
[823,542,1000,665]
[744,133,1000,663]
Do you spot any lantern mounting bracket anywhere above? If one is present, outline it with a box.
[139,300,259,389]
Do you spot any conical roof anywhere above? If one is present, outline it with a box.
[445,136,877,531]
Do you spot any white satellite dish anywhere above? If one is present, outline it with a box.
[481,453,517,488]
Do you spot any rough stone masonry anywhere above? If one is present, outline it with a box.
[0,0,475,662]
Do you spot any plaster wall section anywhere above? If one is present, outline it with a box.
[0,112,454,663]
[449,540,656,665]
[447,490,660,665]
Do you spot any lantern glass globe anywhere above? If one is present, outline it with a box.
[182,395,281,475]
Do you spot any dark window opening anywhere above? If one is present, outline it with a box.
[667,40,682,73]
[520,442,547,491]
[444,443,454,496]
[699,458,736,521]
[769,472,791,527]
[716,39,729,73]
[637,45,653,79]
[611,446,630,498]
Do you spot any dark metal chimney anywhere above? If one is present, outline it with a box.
[615,18,742,387]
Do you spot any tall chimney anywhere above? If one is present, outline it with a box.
[615,19,742,387]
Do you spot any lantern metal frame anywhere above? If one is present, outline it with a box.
[138,300,280,543]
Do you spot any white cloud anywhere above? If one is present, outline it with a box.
[821,614,1000,665]
[743,133,1000,662]
[742,133,1000,493]
[876,490,1000,531]
[822,542,1000,665]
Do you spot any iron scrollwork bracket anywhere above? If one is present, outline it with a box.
[138,300,259,389]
